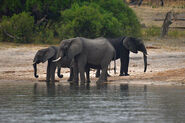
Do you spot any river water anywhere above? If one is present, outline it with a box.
[0,81,185,123]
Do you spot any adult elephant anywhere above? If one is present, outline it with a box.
[96,36,147,77]
[33,46,73,83]
[53,37,116,84]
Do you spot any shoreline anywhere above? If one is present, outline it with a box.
[0,45,184,86]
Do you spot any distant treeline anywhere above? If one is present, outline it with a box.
[0,0,141,44]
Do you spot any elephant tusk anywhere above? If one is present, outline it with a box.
[33,62,36,65]
[52,57,61,62]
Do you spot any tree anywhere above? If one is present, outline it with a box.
[161,11,174,38]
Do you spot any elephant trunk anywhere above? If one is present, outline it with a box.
[57,66,63,78]
[33,63,39,78]
[143,53,147,72]
[139,44,147,72]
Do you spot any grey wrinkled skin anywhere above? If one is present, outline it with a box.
[56,37,115,84]
[96,36,147,77]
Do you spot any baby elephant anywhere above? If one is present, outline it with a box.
[33,46,72,83]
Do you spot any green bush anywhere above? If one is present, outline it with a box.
[34,27,55,44]
[57,0,141,39]
[0,0,141,44]
[97,0,141,37]
[57,3,104,39]
[0,12,34,43]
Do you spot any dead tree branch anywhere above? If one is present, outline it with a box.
[0,25,20,40]
[36,15,47,25]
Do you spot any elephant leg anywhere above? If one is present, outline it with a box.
[68,67,74,82]
[50,62,57,83]
[120,50,130,76]
[77,56,86,85]
[79,67,85,85]
[46,62,51,83]
[72,59,79,84]
[97,65,108,83]
[123,50,130,76]
[86,66,90,83]
[96,69,110,78]
[120,58,125,76]
[96,69,101,78]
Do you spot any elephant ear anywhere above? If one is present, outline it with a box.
[42,47,56,63]
[122,37,138,53]
[67,38,83,59]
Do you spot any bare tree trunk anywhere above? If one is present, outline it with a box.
[161,11,174,38]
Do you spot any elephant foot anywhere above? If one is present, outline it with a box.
[124,73,130,76]
[119,73,130,76]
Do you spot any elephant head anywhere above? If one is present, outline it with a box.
[123,37,147,72]
[33,47,55,78]
[53,37,83,62]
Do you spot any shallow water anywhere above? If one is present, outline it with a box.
[0,82,185,123]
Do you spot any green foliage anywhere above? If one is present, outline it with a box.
[0,12,34,43]
[58,3,104,38]
[57,0,141,39]
[98,0,141,37]
[25,0,63,21]
[34,26,55,44]
[0,0,141,44]
[0,0,24,16]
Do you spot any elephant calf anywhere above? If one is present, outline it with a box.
[33,46,73,83]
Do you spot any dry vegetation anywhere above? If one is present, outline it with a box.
[128,0,185,7]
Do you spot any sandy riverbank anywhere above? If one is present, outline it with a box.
[0,42,184,86]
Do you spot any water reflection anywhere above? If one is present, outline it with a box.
[120,84,129,97]
[0,82,185,123]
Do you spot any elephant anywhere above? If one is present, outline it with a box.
[33,46,73,83]
[96,36,147,77]
[53,37,116,84]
